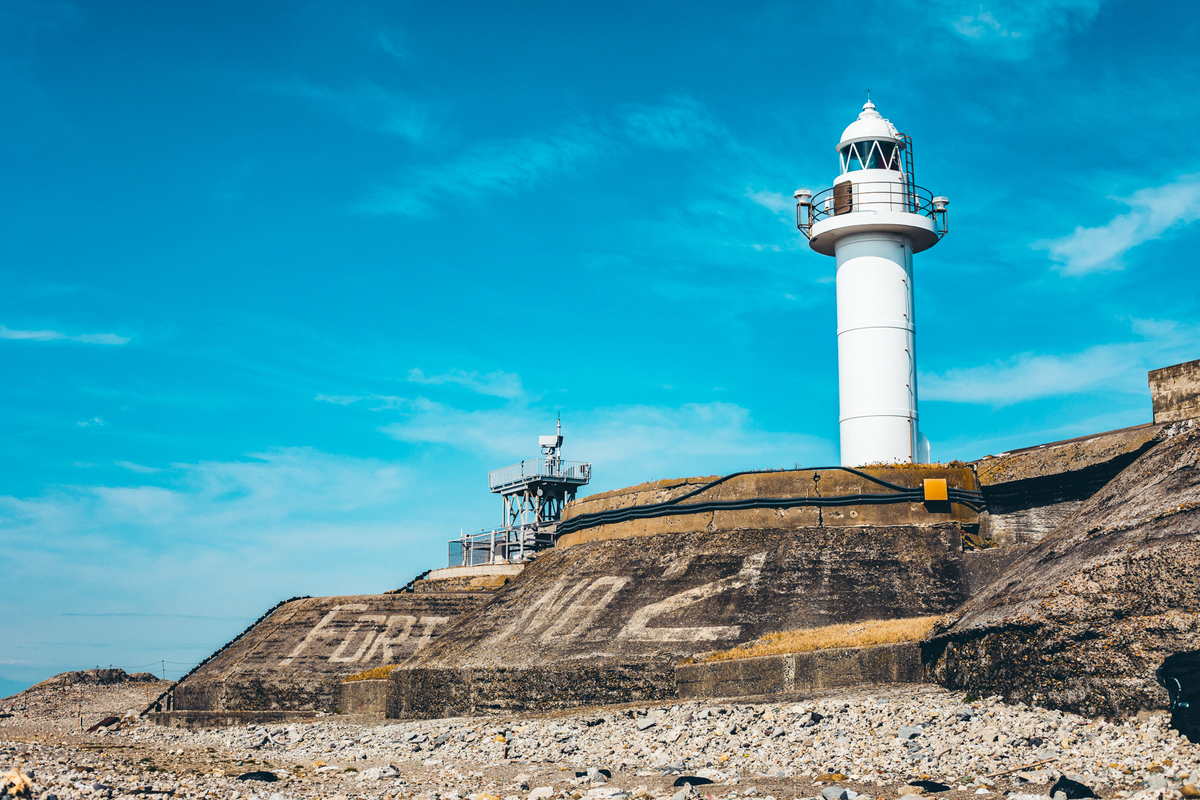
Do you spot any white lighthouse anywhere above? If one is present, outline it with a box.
[796,100,948,467]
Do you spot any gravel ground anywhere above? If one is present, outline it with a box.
[3,683,1198,800]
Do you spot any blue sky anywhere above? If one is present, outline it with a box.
[3,0,1200,689]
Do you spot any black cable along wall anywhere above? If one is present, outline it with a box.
[555,466,986,537]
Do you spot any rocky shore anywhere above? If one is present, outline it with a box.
[3,682,1198,800]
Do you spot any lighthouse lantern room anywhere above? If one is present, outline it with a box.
[796,100,948,467]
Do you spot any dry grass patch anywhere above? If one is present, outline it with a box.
[856,461,969,470]
[342,665,399,683]
[703,616,941,662]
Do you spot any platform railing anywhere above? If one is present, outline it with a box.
[488,459,591,491]
[796,181,947,239]
[447,525,556,567]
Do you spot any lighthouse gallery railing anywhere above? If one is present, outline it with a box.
[796,181,948,238]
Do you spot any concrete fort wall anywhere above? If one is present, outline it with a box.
[675,642,927,699]
[169,592,492,714]
[970,423,1168,547]
[388,523,970,718]
[1150,358,1200,424]
[556,466,980,548]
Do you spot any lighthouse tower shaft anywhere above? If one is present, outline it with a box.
[835,232,922,466]
[796,101,948,467]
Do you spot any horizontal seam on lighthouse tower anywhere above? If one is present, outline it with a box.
[837,321,916,335]
[839,409,921,422]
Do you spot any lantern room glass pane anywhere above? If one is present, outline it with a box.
[867,141,897,170]
[841,141,899,172]
[840,143,863,173]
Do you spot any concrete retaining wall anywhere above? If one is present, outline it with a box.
[388,662,678,720]
[335,679,389,716]
[557,468,979,547]
[676,642,926,699]
[972,423,1166,547]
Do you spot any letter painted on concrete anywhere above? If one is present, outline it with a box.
[498,579,590,640]
[413,615,448,649]
[362,614,418,662]
[617,553,767,642]
[329,614,387,663]
[539,576,631,642]
[279,603,368,666]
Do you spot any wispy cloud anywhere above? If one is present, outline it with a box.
[912,0,1103,58]
[406,368,524,399]
[920,318,1200,405]
[622,96,724,150]
[745,188,793,215]
[360,96,726,217]
[359,123,610,216]
[375,395,831,486]
[1033,174,1200,275]
[56,618,246,623]
[270,78,427,141]
[376,29,406,60]
[115,461,159,474]
[1,326,129,345]
[314,394,363,406]
[3,448,411,541]
[2,447,431,679]
[76,417,105,427]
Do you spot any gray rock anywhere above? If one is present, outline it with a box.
[897,726,923,740]
[821,787,849,800]
[635,718,657,731]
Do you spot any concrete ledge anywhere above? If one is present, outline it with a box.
[675,642,927,699]
[336,679,388,716]
[425,564,526,581]
[149,710,318,729]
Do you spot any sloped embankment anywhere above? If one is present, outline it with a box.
[170,592,492,714]
[925,420,1200,717]
[391,523,971,718]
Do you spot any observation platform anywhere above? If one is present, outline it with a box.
[488,458,591,494]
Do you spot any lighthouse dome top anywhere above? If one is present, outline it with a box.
[837,101,901,149]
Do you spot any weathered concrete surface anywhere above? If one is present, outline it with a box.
[170,593,491,714]
[926,419,1200,718]
[1151,358,1200,423]
[335,679,389,716]
[960,548,1026,597]
[389,663,677,720]
[676,642,926,699]
[558,467,979,547]
[390,523,970,717]
[972,423,1167,547]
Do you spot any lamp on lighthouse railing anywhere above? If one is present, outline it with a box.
[794,188,813,235]
[932,195,949,236]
